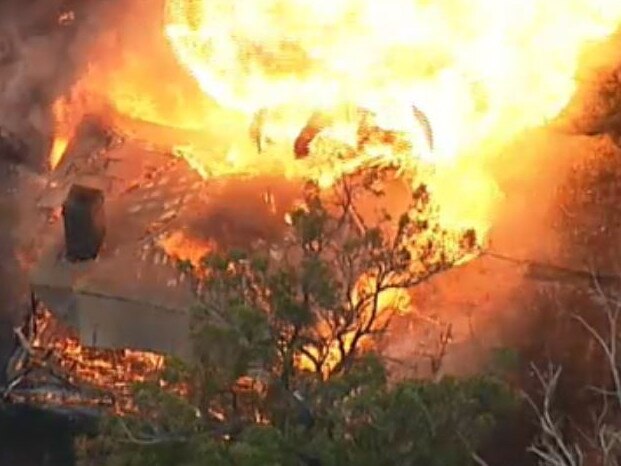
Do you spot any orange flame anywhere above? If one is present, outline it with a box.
[159,230,215,267]
[40,4,621,377]
[297,281,411,377]
[160,0,621,237]
[47,1,621,241]
[20,309,186,414]
[49,97,73,170]
[47,1,621,247]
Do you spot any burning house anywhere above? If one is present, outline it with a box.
[30,143,197,360]
[2,0,621,423]
[2,112,334,412]
[26,119,310,361]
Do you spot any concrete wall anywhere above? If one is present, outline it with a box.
[33,284,192,360]
[74,293,191,360]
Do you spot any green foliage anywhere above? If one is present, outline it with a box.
[79,356,516,466]
[321,377,515,466]
[77,172,499,466]
[189,173,475,381]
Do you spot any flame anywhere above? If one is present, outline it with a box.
[160,0,621,235]
[38,1,621,385]
[49,97,74,170]
[297,281,411,377]
[49,1,621,237]
[13,309,185,414]
[164,0,621,154]
[159,230,215,267]
[49,136,68,171]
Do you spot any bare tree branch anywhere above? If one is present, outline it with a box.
[524,364,584,466]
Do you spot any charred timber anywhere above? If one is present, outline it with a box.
[411,104,434,152]
[294,112,333,159]
[250,108,268,153]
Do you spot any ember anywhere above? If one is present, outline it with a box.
[3,304,183,415]
[158,230,215,268]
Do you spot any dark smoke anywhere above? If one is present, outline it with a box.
[0,0,120,168]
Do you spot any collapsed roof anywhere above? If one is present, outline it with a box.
[29,120,302,360]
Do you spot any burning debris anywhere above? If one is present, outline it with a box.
[2,300,178,415]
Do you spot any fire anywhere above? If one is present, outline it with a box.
[297,281,412,377]
[48,0,621,237]
[159,230,215,267]
[161,0,621,234]
[49,97,73,170]
[37,0,621,388]
[164,0,621,154]
[49,136,68,171]
[5,308,184,414]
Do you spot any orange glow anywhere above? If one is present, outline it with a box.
[159,0,621,237]
[21,309,185,414]
[50,1,621,238]
[164,0,621,150]
[160,0,621,236]
[49,136,68,170]
[49,97,74,170]
[159,230,215,267]
[38,1,621,378]
[40,2,621,382]
[297,281,412,377]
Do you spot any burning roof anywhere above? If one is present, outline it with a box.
[31,130,198,359]
[28,117,325,361]
[6,0,621,416]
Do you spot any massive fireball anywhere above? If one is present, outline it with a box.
[164,0,621,160]
[50,0,621,236]
[162,0,621,234]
